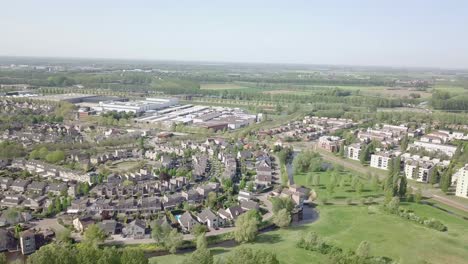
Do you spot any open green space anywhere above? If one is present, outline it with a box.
[294,169,383,202]
[108,160,140,171]
[151,204,468,264]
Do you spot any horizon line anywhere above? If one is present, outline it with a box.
[0,54,467,72]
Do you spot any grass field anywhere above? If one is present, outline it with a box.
[200,83,251,90]
[294,169,383,203]
[150,204,468,264]
[108,160,140,171]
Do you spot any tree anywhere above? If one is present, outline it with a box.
[356,240,371,258]
[272,208,291,228]
[234,211,259,243]
[359,145,371,165]
[192,224,209,236]
[206,192,217,208]
[430,169,440,185]
[166,229,183,254]
[96,247,120,264]
[45,150,65,164]
[400,136,409,151]
[440,168,452,193]
[185,235,213,264]
[56,228,72,244]
[355,181,364,195]
[414,188,422,204]
[280,164,288,186]
[224,248,279,264]
[270,197,294,214]
[121,248,148,264]
[151,221,172,245]
[338,143,345,158]
[371,175,380,191]
[398,176,407,198]
[83,224,107,244]
[386,197,400,213]
[0,253,6,264]
[28,243,77,264]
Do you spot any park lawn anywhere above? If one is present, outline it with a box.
[200,83,251,90]
[109,160,140,171]
[294,170,383,202]
[151,204,468,264]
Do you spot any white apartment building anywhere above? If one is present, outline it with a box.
[455,165,468,199]
[346,143,363,161]
[404,160,435,183]
[370,151,399,170]
[411,141,458,157]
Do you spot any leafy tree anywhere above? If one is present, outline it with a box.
[234,210,260,243]
[192,224,209,236]
[27,243,77,264]
[76,242,101,264]
[56,228,72,244]
[166,229,183,254]
[355,181,364,195]
[224,248,279,264]
[398,176,407,198]
[414,188,422,204]
[205,192,217,208]
[185,235,213,264]
[270,197,294,214]
[371,175,380,191]
[121,248,148,264]
[151,221,172,245]
[83,224,107,244]
[96,247,120,264]
[45,150,66,164]
[386,197,400,213]
[272,208,291,228]
[0,253,6,264]
[440,167,452,193]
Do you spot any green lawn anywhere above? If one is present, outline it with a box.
[294,170,383,202]
[150,204,468,264]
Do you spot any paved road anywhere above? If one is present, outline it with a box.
[30,218,66,233]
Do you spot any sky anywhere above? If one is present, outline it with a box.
[0,0,467,69]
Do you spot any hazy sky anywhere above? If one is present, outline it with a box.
[1,0,467,68]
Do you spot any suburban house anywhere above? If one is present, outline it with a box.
[178,211,198,232]
[240,200,259,211]
[20,230,36,255]
[98,220,120,235]
[0,229,17,252]
[196,209,222,229]
[122,219,146,239]
[73,217,95,233]
[255,159,273,186]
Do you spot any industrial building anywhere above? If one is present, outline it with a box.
[98,97,179,113]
